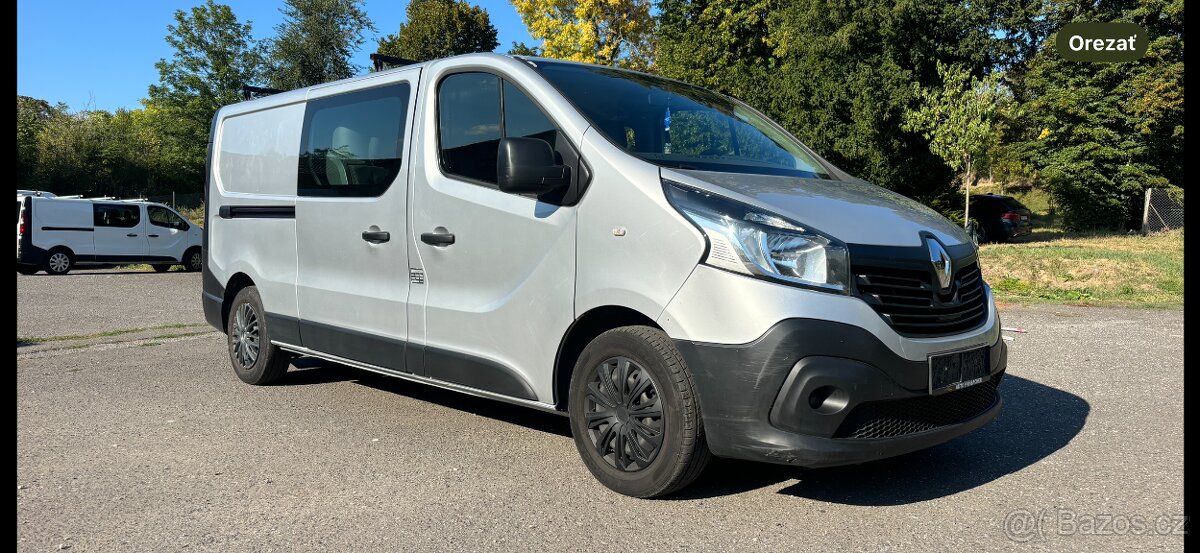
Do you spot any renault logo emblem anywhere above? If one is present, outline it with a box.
[927,238,953,291]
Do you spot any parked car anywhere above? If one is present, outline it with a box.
[204,54,1007,497]
[969,193,1033,243]
[16,194,203,275]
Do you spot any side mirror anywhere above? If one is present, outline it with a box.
[497,137,570,194]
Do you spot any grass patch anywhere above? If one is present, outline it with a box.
[179,206,204,227]
[17,323,202,346]
[114,264,184,272]
[151,330,213,340]
[979,230,1183,307]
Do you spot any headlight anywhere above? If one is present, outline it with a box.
[664,180,849,293]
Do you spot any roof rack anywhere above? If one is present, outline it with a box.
[242,85,284,101]
[371,53,417,72]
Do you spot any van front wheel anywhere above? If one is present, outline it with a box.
[568,326,710,498]
[226,286,292,385]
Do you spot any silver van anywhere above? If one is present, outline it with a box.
[203,54,1006,497]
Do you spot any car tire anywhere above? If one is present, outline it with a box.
[152,264,173,273]
[226,286,293,385]
[17,265,39,275]
[43,248,74,275]
[184,247,203,272]
[568,326,711,498]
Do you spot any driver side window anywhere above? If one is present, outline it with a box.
[148,206,188,230]
[437,73,569,191]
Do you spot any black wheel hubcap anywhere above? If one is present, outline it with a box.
[584,356,664,472]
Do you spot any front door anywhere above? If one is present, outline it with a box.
[92,203,147,259]
[295,70,419,371]
[146,205,191,261]
[408,71,579,402]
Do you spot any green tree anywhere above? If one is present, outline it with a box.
[1004,0,1184,230]
[269,0,375,89]
[656,0,1044,203]
[377,0,498,62]
[17,96,66,188]
[904,62,1007,227]
[146,0,265,193]
[511,0,654,68]
[507,41,542,56]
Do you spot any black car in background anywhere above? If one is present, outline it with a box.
[969,194,1033,243]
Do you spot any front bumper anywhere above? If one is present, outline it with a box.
[674,318,1006,467]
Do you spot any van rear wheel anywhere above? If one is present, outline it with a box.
[184,248,203,272]
[44,249,74,275]
[568,326,710,498]
[226,286,292,385]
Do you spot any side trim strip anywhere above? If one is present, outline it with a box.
[41,226,94,232]
[217,205,296,219]
[272,342,563,415]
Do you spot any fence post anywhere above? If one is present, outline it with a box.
[1142,188,1153,235]
[172,191,176,209]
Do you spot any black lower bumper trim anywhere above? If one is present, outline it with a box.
[674,319,1006,467]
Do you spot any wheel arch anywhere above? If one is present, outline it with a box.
[220,272,256,332]
[552,305,661,410]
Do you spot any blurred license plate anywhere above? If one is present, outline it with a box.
[929,347,989,394]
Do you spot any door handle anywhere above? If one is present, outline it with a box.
[148,234,160,238]
[362,230,391,244]
[421,231,455,246]
[126,233,138,237]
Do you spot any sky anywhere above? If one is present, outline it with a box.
[16,0,535,112]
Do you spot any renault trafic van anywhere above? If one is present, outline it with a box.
[17,195,203,275]
[203,54,1006,497]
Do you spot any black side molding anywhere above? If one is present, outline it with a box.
[41,226,94,232]
[217,205,296,219]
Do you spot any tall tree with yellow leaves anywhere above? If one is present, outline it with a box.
[510,0,653,68]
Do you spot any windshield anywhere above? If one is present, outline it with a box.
[533,61,831,179]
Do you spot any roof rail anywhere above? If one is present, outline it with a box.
[242,85,284,101]
[17,189,56,198]
[371,53,417,72]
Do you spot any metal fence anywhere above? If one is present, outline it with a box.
[145,192,203,210]
[1141,188,1184,234]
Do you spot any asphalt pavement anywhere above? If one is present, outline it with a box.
[16,270,1185,552]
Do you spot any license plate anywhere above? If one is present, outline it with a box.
[929,347,990,394]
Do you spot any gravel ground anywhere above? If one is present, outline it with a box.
[16,272,1185,552]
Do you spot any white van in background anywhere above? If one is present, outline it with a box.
[16,194,203,275]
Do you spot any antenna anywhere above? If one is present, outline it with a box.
[371,53,417,72]
[242,85,284,101]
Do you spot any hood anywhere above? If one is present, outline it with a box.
[664,169,972,248]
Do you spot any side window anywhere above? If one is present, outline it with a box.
[438,74,575,193]
[148,206,189,230]
[503,80,558,148]
[93,204,141,228]
[298,83,411,197]
[438,73,501,184]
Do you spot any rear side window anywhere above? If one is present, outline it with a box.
[93,204,141,228]
[298,83,411,197]
[148,206,189,230]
